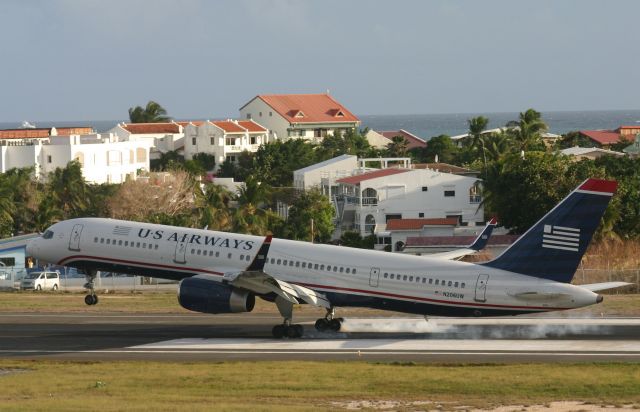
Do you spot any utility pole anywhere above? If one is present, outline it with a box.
[310,218,314,244]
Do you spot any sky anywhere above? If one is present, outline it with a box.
[1,0,639,122]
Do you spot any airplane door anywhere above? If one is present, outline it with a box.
[474,274,489,302]
[369,267,380,287]
[68,224,83,251]
[174,241,187,264]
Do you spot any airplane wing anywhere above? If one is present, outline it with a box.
[221,235,331,309]
[578,282,633,292]
[426,218,498,260]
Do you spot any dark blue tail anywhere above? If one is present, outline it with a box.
[481,179,617,283]
[469,217,497,251]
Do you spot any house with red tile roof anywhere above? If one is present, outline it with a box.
[333,166,484,240]
[182,119,268,171]
[364,129,427,150]
[239,93,360,141]
[110,122,186,159]
[578,126,636,148]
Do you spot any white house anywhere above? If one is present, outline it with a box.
[0,129,151,184]
[293,154,358,192]
[182,120,268,169]
[239,93,360,142]
[334,167,484,237]
[109,122,184,159]
[560,146,625,161]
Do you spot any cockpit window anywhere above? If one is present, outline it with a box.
[43,230,54,239]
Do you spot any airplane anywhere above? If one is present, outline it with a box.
[26,178,630,338]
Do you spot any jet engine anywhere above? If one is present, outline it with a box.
[178,276,255,314]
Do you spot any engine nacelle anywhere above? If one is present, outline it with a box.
[178,276,255,314]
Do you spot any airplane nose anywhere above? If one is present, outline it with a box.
[596,294,604,304]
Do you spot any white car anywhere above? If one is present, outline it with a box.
[20,271,60,291]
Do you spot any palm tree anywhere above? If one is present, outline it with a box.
[47,161,89,219]
[128,101,171,123]
[232,176,272,235]
[509,109,548,152]
[386,135,409,157]
[197,183,232,231]
[467,116,489,169]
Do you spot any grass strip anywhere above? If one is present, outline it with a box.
[0,361,638,411]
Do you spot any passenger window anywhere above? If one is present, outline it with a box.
[118,240,123,246]
[270,258,275,264]
[409,276,413,282]
[339,267,344,273]
[155,244,159,250]
[124,241,128,246]
[283,260,288,266]
[228,253,232,259]
[301,262,306,268]
[94,237,98,242]
[435,279,439,285]
[106,239,111,245]
[461,283,466,288]
[197,250,202,255]
[289,261,294,267]
[100,238,104,243]
[277,259,281,265]
[215,252,220,257]
[314,264,319,270]
[190,248,194,254]
[345,268,350,274]
[320,265,325,270]
[209,251,213,256]
[136,242,140,247]
[353,269,357,274]
[448,281,452,287]
[246,255,251,261]
[296,261,300,267]
[240,254,244,260]
[454,282,459,288]
[403,275,407,281]
[422,278,426,283]
[429,278,433,284]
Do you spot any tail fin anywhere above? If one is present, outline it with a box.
[481,179,617,283]
[469,217,497,251]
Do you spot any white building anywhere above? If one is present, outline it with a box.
[333,167,484,238]
[560,146,625,160]
[293,154,358,192]
[239,93,360,142]
[109,122,184,160]
[0,129,151,184]
[182,120,268,169]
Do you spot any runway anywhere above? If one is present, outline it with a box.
[2,312,640,362]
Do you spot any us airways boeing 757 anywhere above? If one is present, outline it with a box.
[27,178,629,338]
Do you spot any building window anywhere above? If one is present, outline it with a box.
[225,137,235,146]
[419,213,424,218]
[469,182,482,203]
[362,188,378,206]
[136,148,147,163]
[259,112,262,117]
[210,136,215,145]
[226,155,236,163]
[246,113,251,119]
[269,111,273,117]
[47,155,52,163]
[250,136,257,145]
[422,186,428,192]
[444,190,455,197]
[192,137,197,146]
[364,214,376,233]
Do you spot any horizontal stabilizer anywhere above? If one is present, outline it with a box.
[578,282,633,292]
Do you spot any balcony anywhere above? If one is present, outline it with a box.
[340,195,378,207]
[469,195,482,204]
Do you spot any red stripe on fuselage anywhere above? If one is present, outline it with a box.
[58,254,565,312]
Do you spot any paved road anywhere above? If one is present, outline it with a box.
[2,313,640,362]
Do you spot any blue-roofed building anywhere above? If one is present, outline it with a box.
[0,234,39,289]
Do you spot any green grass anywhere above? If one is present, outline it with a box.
[0,361,638,411]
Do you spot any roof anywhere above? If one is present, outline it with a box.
[237,120,267,133]
[55,127,94,135]
[175,121,205,127]
[386,218,459,231]
[211,121,246,133]
[243,94,359,124]
[378,129,426,149]
[122,123,181,134]
[0,128,51,139]
[405,234,520,247]
[295,154,357,174]
[579,130,631,146]
[336,168,409,185]
[413,163,478,175]
[560,146,625,157]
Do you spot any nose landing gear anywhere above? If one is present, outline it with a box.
[83,270,99,306]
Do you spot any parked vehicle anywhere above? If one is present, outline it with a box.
[20,271,60,291]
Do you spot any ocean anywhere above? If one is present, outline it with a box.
[2,109,640,141]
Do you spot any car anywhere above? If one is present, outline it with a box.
[20,271,60,291]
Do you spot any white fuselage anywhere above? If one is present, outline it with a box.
[27,218,600,317]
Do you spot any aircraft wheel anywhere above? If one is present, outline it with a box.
[93,295,99,305]
[84,294,98,306]
[292,324,304,338]
[328,318,342,332]
[272,324,285,339]
[315,318,329,332]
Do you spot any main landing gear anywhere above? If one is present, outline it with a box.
[83,270,99,306]
[272,296,304,339]
[314,307,343,332]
